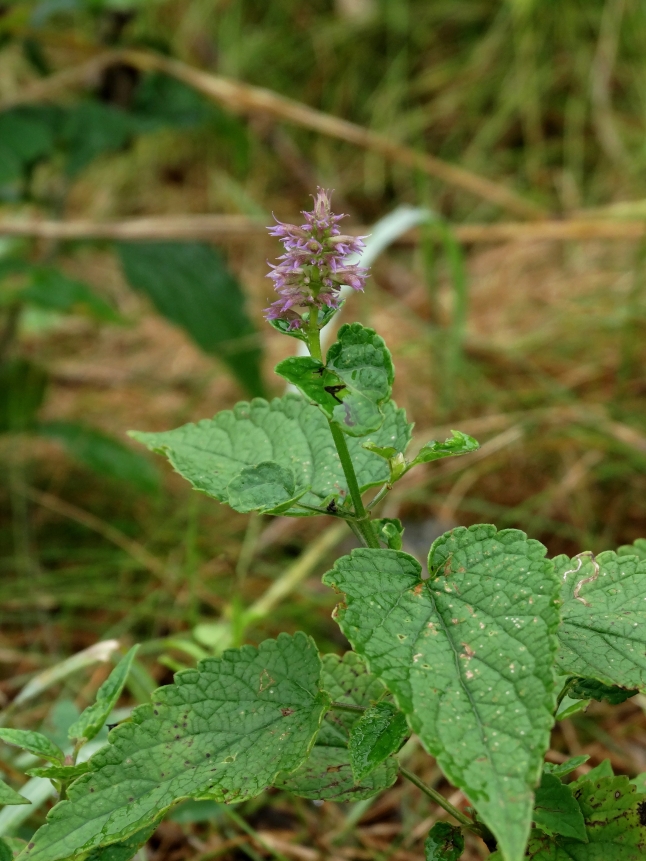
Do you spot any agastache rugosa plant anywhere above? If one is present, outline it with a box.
[7,190,646,861]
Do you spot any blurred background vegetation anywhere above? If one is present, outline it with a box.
[1,1,646,859]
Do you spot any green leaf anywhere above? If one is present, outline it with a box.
[0,840,12,861]
[118,242,263,397]
[61,102,135,176]
[0,109,54,181]
[631,773,646,793]
[568,678,637,705]
[318,652,387,746]
[0,359,47,433]
[411,430,480,466]
[373,518,404,550]
[349,702,408,782]
[553,551,646,690]
[68,646,139,744]
[526,776,646,859]
[226,462,308,514]
[571,759,613,788]
[83,823,159,861]
[617,538,646,561]
[20,633,329,861]
[21,268,120,322]
[0,729,64,764]
[323,525,560,861]
[26,764,92,781]
[543,756,589,778]
[424,822,465,861]
[0,781,30,807]
[38,423,160,494]
[533,773,587,842]
[276,323,394,437]
[275,744,397,802]
[130,394,411,516]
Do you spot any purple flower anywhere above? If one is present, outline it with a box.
[264,188,369,329]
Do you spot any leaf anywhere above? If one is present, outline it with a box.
[0,730,64,764]
[553,551,646,690]
[412,430,480,466]
[61,102,135,176]
[0,840,12,861]
[38,423,160,494]
[130,394,411,516]
[20,633,329,861]
[424,822,465,861]
[0,109,55,181]
[276,323,394,437]
[21,268,120,322]
[349,702,408,781]
[373,518,404,550]
[323,525,560,861]
[26,764,92,781]
[83,823,159,861]
[526,776,646,860]
[0,359,47,433]
[631,773,646,794]
[275,745,397,802]
[118,242,263,397]
[318,652,387,747]
[68,646,139,744]
[533,773,587,842]
[0,781,30,807]
[571,759,613,787]
[543,756,589,778]
[617,538,646,561]
[568,678,637,705]
[226,462,308,514]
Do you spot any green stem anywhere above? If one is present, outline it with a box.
[555,677,576,711]
[307,310,322,361]
[329,422,380,548]
[329,701,367,713]
[399,766,476,832]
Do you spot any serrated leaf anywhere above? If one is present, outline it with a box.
[118,242,263,397]
[276,324,394,437]
[226,462,308,514]
[349,702,408,782]
[275,744,397,801]
[131,395,411,516]
[533,773,587,842]
[569,678,637,705]
[617,538,646,561]
[412,430,480,466]
[26,764,91,781]
[20,633,329,861]
[0,781,30,807]
[68,646,139,744]
[570,759,613,788]
[0,730,64,764]
[527,776,646,859]
[323,525,560,861]
[553,551,646,690]
[38,423,159,494]
[424,822,465,861]
[318,653,387,747]
[543,756,589,778]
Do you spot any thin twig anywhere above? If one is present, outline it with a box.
[0,48,544,219]
[399,766,476,832]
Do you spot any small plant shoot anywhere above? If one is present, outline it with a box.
[6,190,646,861]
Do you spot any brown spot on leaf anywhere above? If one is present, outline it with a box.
[281,708,295,716]
[638,800,646,826]
[259,668,276,692]
[326,765,342,773]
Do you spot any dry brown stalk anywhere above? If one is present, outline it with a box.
[0,48,544,220]
[0,214,645,244]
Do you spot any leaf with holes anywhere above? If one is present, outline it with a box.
[323,525,560,861]
[553,551,646,691]
[0,730,64,764]
[131,395,411,516]
[276,323,394,437]
[68,647,139,744]
[526,776,646,860]
[424,822,465,861]
[19,633,329,861]
[533,773,587,842]
[349,702,408,782]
